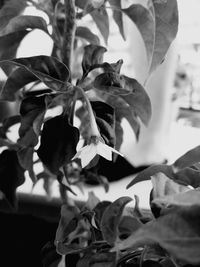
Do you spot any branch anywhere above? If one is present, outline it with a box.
[62,0,76,74]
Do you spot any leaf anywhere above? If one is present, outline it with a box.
[153,188,200,208]
[17,147,37,183]
[147,0,179,75]
[0,68,37,101]
[118,216,142,240]
[127,164,173,188]
[93,200,111,229]
[101,196,133,245]
[127,163,200,190]
[0,15,48,36]
[0,149,25,209]
[91,101,116,147]
[108,0,125,40]
[1,115,21,135]
[82,44,107,74]
[85,191,100,211]
[0,0,27,31]
[0,30,28,75]
[37,114,80,174]
[90,6,109,44]
[173,145,200,171]
[151,172,189,201]
[18,95,47,148]
[77,252,116,267]
[0,56,70,91]
[122,4,154,70]
[94,73,152,126]
[41,241,62,267]
[113,206,200,265]
[76,26,100,45]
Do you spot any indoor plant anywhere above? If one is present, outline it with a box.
[1,0,200,267]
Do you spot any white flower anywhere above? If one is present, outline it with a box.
[72,136,123,168]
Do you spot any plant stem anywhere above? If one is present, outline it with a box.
[62,0,76,74]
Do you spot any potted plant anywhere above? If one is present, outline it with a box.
[1,1,199,267]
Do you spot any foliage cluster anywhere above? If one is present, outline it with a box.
[1,0,200,267]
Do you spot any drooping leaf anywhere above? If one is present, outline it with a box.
[0,0,27,31]
[108,0,125,40]
[0,30,28,75]
[101,196,133,245]
[93,200,111,229]
[122,4,154,71]
[173,145,200,171]
[127,164,173,189]
[91,101,116,147]
[17,147,36,183]
[37,114,80,174]
[90,6,109,44]
[113,206,200,265]
[76,26,100,45]
[147,0,179,75]
[0,68,37,101]
[0,149,25,209]
[82,44,107,74]
[0,56,70,91]
[0,15,48,36]
[18,95,47,148]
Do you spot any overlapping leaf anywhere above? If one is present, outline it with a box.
[82,44,107,75]
[37,114,79,174]
[94,72,152,126]
[0,56,70,92]
[113,206,200,265]
[76,26,100,45]
[0,30,28,75]
[0,0,27,31]
[101,196,133,245]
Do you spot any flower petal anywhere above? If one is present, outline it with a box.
[72,146,86,160]
[110,146,124,157]
[97,142,112,161]
[80,144,97,168]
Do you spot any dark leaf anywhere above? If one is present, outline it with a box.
[17,147,36,183]
[82,44,107,74]
[91,101,116,147]
[37,114,79,174]
[90,6,109,44]
[95,73,151,126]
[0,15,48,36]
[0,56,70,91]
[0,0,27,31]
[41,241,62,267]
[113,206,200,265]
[118,216,142,239]
[75,0,88,9]
[108,0,125,40]
[93,200,112,229]
[0,68,37,101]
[147,0,179,74]
[18,95,47,147]
[76,26,100,45]
[0,149,25,209]
[0,30,28,75]
[101,196,133,245]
